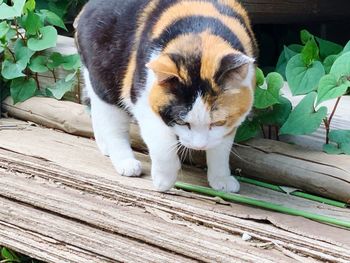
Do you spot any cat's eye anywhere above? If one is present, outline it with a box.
[210,120,227,127]
[175,120,191,129]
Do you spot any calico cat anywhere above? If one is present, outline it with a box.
[75,0,257,192]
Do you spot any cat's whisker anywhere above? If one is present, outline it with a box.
[229,147,248,163]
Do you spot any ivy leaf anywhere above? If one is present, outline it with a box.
[254,72,284,109]
[10,77,37,103]
[300,29,313,45]
[257,96,292,126]
[1,247,20,261]
[24,0,35,12]
[47,53,81,70]
[324,130,350,155]
[301,37,319,66]
[0,0,26,19]
[29,55,49,73]
[315,37,343,60]
[317,74,349,105]
[47,79,75,99]
[22,11,43,35]
[256,67,264,86]
[280,92,327,135]
[0,21,10,38]
[323,54,339,74]
[27,26,57,51]
[1,60,26,79]
[330,51,350,80]
[275,44,303,78]
[14,39,35,68]
[286,54,325,95]
[39,9,67,31]
[235,120,260,143]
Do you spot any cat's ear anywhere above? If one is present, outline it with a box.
[146,55,180,84]
[215,53,255,86]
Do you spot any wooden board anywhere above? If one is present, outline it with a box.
[3,96,350,203]
[241,0,350,23]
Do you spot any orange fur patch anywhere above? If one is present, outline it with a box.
[149,83,174,114]
[151,1,253,56]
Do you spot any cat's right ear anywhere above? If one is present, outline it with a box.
[146,55,180,84]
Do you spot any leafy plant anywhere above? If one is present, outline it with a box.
[237,30,350,155]
[1,246,44,263]
[0,0,81,104]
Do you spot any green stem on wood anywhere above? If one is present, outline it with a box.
[235,176,347,208]
[175,182,350,229]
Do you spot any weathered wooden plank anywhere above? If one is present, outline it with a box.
[3,96,350,203]
[240,0,350,23]
[0,142,349,262]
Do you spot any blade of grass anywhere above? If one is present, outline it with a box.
[235,176,347,208]
[175,182,350,229]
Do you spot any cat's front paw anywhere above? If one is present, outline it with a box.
[208,175,240,193]
[113,158,142,177]
[151,162,179,192]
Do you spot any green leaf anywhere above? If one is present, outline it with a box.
[342,40,350,54]
[286,54,325,95]
[323,54,339,74]
[14,39,35,68]
[280,92,327,135]
[317,74,349,105]
[24,0,35,12]
[0,21,10,38]
[301,37,319,66]
[27,26,57,51]
[47,79,75,99]
[330,51,350,80]
[40,9,67,31]
[257,96,292,126]
[275,44,303,78]
[29,55,49,73]
[1,60,26,79]
[22,11,43,35]
[254,72,284,109]
[65,71,77,82]
[47,53,81,70]
[235,120,260,143]
[1,247,20,261]
[10,77,37,103]
[300,30,313,45]
[256,67,264,86]
[0,0,26,19]
[324,130,350,155]
[323,144,344,155]
[315,37,343,60]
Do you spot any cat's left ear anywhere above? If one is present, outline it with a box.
[215,53,255,85]
[146,55,180,84]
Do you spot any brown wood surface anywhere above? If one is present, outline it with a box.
[241,0,350,23]
[0,120,350,262]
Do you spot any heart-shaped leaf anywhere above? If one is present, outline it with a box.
[324,130,350,155]
[257,96,292,126]
[1,60,26,79]
[47,52,81,70]
[323,54,339,74]
[300,30,313,45]
[256,67,264,86]
[0,21,10,38]
[286,54,325,95]
[22,11,43,35]
[301,37,319,66]
[275,44,302,78]
[24,0,35,12]
[0,0,26,19]
[235,120,260,143]
[47,79,75,99]
[28,26,57,51]
[39,9,67,31]
[280,92,327,135]
[317,74,349,105]
[15,39,35,68]
[29,55,49,73]
[10,77,37,103]
[330,51,350,80]
[316,37,343,60]
[254,72,284,109]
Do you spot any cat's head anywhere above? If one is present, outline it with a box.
[147,33,255,150]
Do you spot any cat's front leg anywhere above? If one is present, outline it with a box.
[136,115,180,191]
[206,131,240,193]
